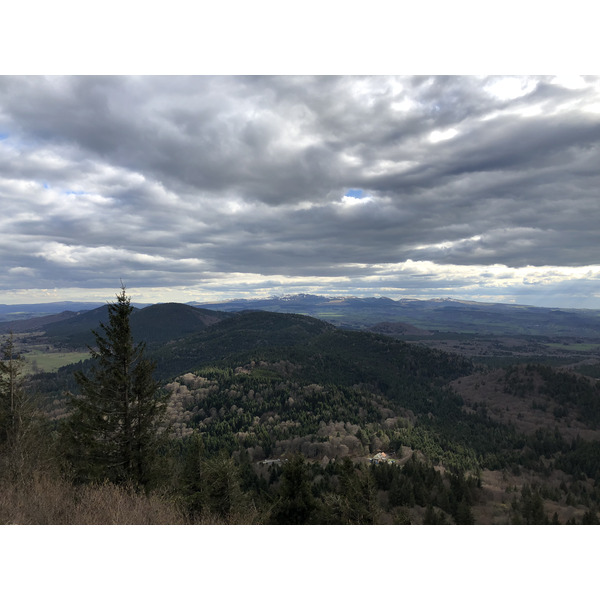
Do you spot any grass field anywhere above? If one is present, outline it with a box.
[543,342,600,352]
[22,349,90,373]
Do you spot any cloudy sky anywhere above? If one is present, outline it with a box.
[0,74,599,308]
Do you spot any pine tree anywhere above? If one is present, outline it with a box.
[64,286,167,488]
[270,454,316,524]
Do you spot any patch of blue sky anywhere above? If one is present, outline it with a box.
[63,189,86,195]
[345,188,364,198]
[0,132,8,141]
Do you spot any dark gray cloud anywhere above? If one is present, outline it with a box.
[0,75,599,307]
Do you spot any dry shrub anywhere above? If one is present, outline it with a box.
[0,472,187,525]
[71,483,187,525]
[0,471,76,525]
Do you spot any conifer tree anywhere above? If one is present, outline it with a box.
[64,286,167,488]
[270,454,316,524]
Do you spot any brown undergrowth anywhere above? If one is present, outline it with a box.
[0,471,188,525]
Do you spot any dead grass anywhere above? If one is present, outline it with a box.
[0,472,188,525]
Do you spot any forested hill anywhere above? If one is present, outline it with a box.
[146,309,473,383]
[34,307,474,427]
[42,302,233,347]
[39,306,472,385]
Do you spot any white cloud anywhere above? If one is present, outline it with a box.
[551,75,587,90]
[484,76,537,101]
[339,194,373,208]
[429,128,459,143]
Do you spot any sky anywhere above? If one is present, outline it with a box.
[1,5,599,310]
[1,74,599,309]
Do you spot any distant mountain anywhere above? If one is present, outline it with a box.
[190,295,600,337]
[41,302,232,348]
[7,294,600,341]
[0,310,80,334]
[191,293,396,314]
[129,303,232,344]
[0,302,107,322]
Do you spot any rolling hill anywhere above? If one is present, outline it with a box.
[6,293,600,337]
[191,294,600,337]
[41,302,233,348]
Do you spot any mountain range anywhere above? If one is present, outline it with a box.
[4,294,600,338]
[193,294,600,336]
